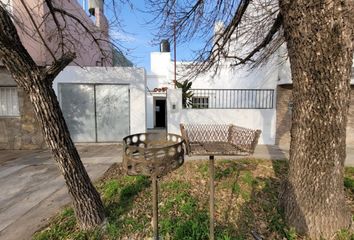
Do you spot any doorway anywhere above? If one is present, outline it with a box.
[155,99,166,128]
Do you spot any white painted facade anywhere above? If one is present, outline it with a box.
[146,49,281,144]
[54,66,146,136]
[146,52,175,129]
[146,42,354,145]
[167,89,276,144]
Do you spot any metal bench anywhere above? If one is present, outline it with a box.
[180,124,261,156]
[180,123,261,240]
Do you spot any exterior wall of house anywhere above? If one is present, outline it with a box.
[167,89,276,144]
[275,85,354,148]
[0,68,45,149]
[275,84,292,147]
[53,66,147,136]
[0,1,114,149]
[11,0,47,65]
[6,0,112,67]
[348,86,354,145]
[147,51,281,137]
[42,0,112,66]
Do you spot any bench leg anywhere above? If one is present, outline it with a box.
[152,175,159,240]
[209,155,215,240]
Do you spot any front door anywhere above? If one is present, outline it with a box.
[155,99,166,128]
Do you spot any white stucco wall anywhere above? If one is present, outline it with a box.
[54,66,146,134]
[148,48,281,89]
[150,52,173,77]
[167,89,276,145]
[180,56,279,89]
[149,50,279,144]
[146,94,154,129]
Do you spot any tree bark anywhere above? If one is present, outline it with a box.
[279,0,354,239]
[0,5,105,229]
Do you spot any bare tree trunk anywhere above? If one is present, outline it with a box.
[0,5,105,230]
[279,0,353,238]
[27,77,105,229]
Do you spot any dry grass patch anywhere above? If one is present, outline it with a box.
[33,159,354,240]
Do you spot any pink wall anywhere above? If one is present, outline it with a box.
[11,0,112,67]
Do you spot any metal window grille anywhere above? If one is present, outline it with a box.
[185,89,274,109]
[0,87,20,116]
[192,96,209,108]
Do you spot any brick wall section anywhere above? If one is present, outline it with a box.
[348,86,354,145]
[0,69,46,149]
[276,84,354,147]
[275,85,292,147]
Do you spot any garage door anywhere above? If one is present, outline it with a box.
[59,84,130,142]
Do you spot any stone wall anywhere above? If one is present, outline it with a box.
[0,68,46,149]
[275,85,292,147]
[348,86,354,146]
[275,84,354,148]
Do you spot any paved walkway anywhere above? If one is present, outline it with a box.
[0,145,120,240]
[0,144,353,240]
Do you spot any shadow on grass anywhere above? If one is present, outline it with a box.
[215,159,295,240]
[102,175,151,237]
[215,160,257,226]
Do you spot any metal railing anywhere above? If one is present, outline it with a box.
[185,89,274,109]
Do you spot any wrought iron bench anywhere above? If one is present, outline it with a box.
[179,123,261,240]
[180,124,262,156]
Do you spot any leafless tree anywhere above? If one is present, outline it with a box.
[147,0,354,238]
[0,0,125,230]
[147,0,283,78]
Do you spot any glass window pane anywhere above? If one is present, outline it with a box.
[0,87,19,116]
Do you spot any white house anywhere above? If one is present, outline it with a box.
[145,42,354,146]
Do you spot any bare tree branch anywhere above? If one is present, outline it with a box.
[50,5,111,62]
[44,51,76,82]
[18,0,56,61]
[0,3,39,86]
[231,12,283,65]
[44,0,65,55]
[147,0,283,80]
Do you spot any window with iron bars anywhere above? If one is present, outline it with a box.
[0,87,20,116]
[192,96,209,108]
[184,89,274,109]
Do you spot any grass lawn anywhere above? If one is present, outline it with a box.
[33,159,354,240]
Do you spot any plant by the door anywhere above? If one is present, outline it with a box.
[175,80,193,108]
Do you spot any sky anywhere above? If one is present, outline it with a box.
[102,0,202,71]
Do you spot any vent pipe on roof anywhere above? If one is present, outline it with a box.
[160,40,170,52]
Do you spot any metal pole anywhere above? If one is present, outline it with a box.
[209,155,215,240]
[152,175,159,240]
[173,21,177,89]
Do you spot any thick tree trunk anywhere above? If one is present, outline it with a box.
[279,0,353,239]
[27,77,106,229]
[0,5,105,229]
